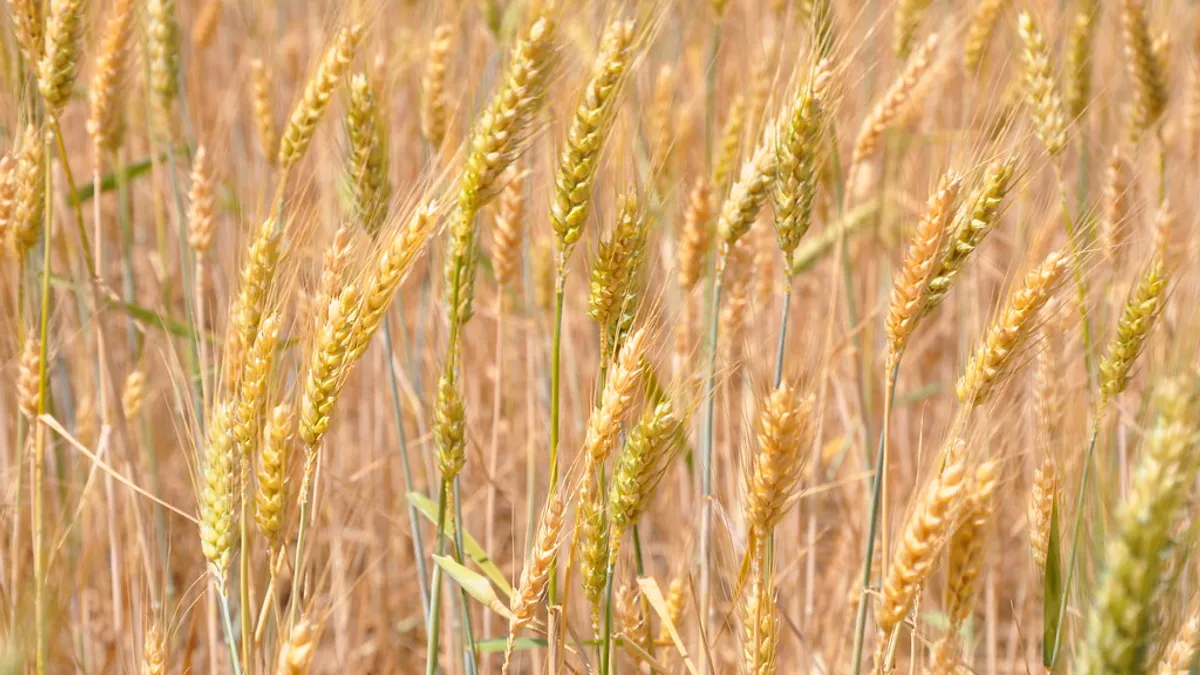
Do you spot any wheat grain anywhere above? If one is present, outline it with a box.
[279,24,362,168]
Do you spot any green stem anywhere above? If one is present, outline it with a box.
[1048,418,1102,668]
[600,561,616,675]
[215,584,245,675]
[425,481,450,675]
[548,267,567,609]
[773,281,793,388]
[697,256,726,656]
[383,317,431,621]
[848,360,901,675]
[452,479,480,674]
[34,123,53,675]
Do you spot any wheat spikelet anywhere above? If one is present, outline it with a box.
[742,567,778,675]
[121,368,147,421]
[299,284,361,451]
[657,571,687,646]
[885,170,962,371]
[251,59,279,164]
[11,125,44,257]
[225,218,281,393]
[852,34,938,166]
[0,156,15,253]
[199,401,238,580]
[146,0,180,133]
[311,224,354,336]
[878,446,967,632]
[1102,147,1132,267]
[942,461,999,631]
[1018,12,1068,158]
[232,312,280,464]
[347,73,391,237]
[608,398,685,561]
[87,0,136,155]
[279,24,362,168]
[350,205,436,361]
[678,177,712,291]
[275,617,320,675]
[1099,255,1168,407]
[550,19,635,253]
[649,65,675,177]
[1065,0,1098,119]
[17,334,41,419]
[957,249,1069,405]
[532,236,555,311]
[255,404,293,554]
[445,11,556,329]
[578,474,609,628]
[588,194,647,347]
[1033,326,1064,447]
[492,167,525,289]
[191,0,221,49]
[616,583,649,658]
[713,94,747,196]
[1075,376,1200,673]
[893,0,932,59]
[582,327,647,464]
[37,0,84,118]
[963,0,1006,72]
[1157,608,1199,674]
[503,490,566,673]
[460,11,557,217]
[773,60,831,263]
[420,24,452,149]
[1188,64,1200,162]
[433,369,467,481]
[7,0,43,65]
[1121,0,1169,139]
[924,157,1017,314]
[1028,457,1059,568]
[717,139,776,250]
[187,146,216,254]
[745,383,814,539]
[141,625,165,675]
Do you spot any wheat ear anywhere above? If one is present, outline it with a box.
[279,24,363,168]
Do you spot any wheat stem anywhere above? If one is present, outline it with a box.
[1048,419,1100,667]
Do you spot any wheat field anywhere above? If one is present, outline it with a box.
[1,0,1199,672]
